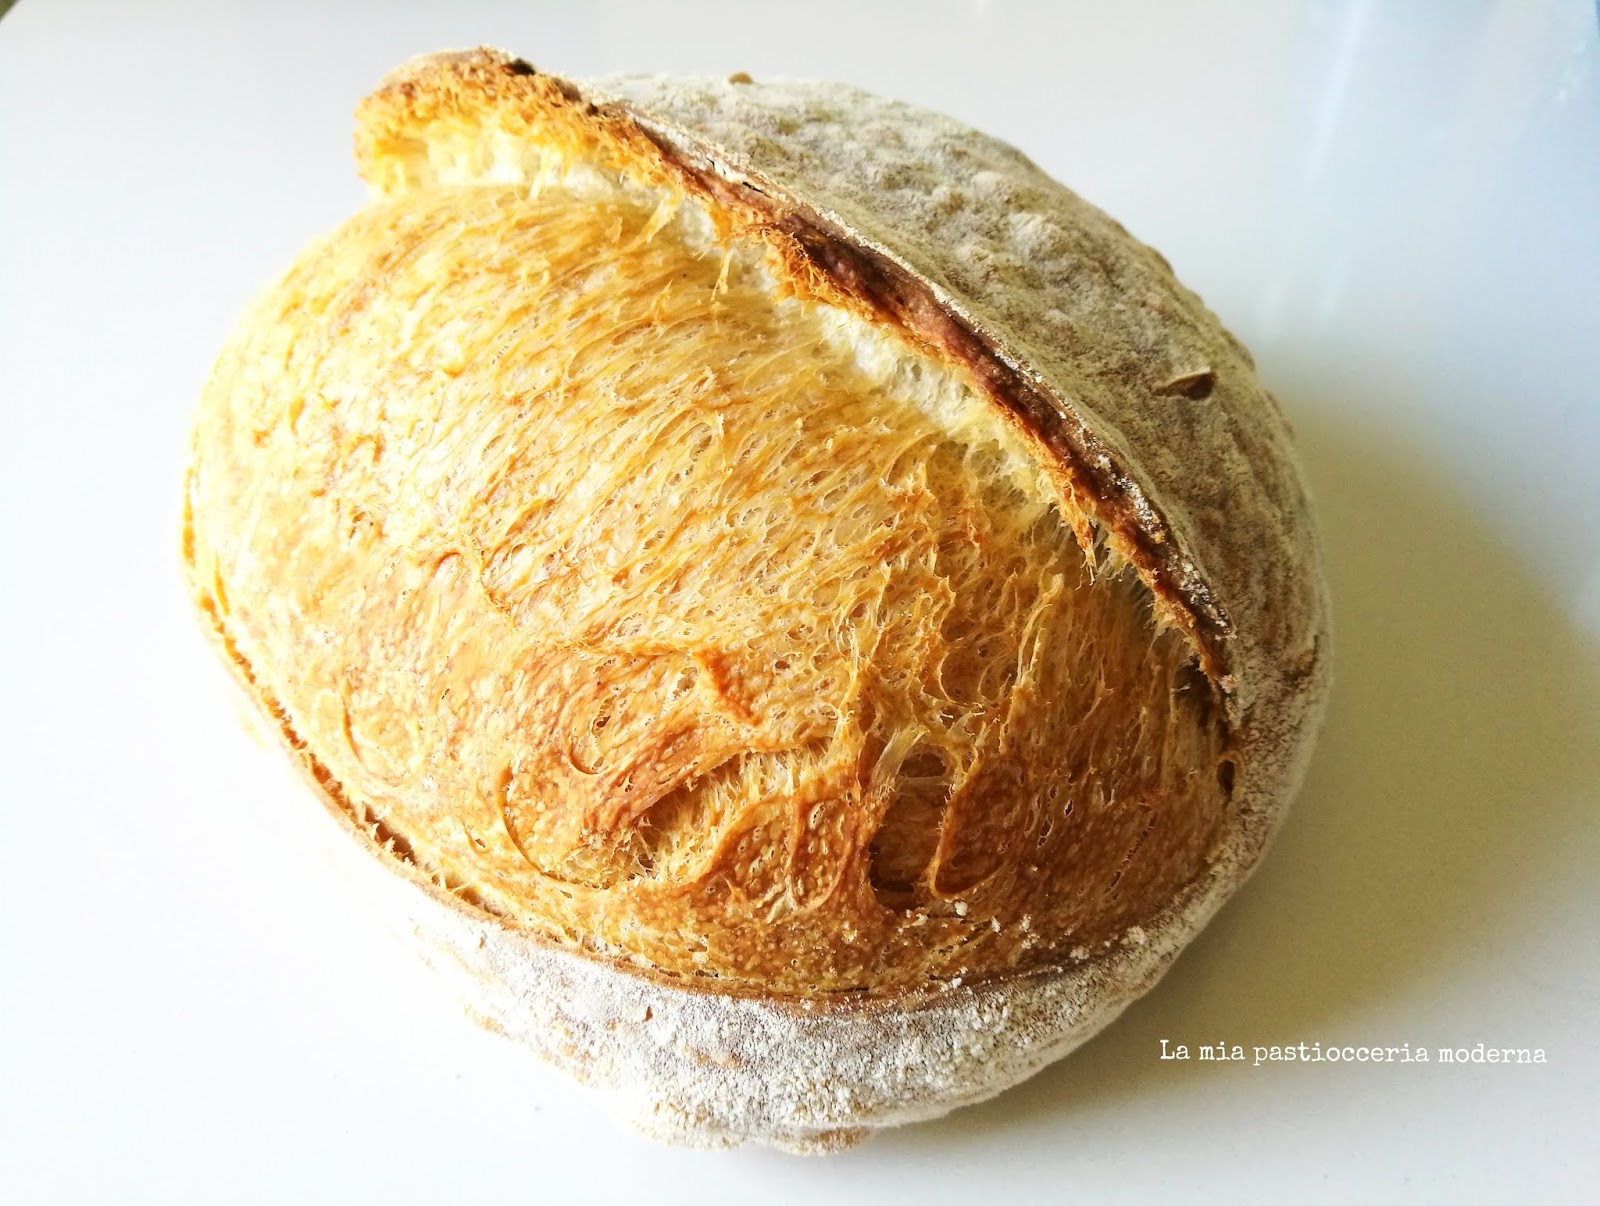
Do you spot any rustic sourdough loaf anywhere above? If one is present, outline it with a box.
[183,48,1329,1151]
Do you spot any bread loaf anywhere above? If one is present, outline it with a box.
[183,48,1329,1151]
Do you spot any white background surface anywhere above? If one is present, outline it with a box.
[3,1,1598,1202]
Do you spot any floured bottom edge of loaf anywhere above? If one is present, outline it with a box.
[305,783,1233,1152]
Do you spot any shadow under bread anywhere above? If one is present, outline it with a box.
[860,375,1600,1154]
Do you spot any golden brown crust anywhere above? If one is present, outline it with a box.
[183,48,1331,1148]
[185,166,1229,993]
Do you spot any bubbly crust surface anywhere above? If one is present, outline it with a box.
[184,49,1330,1148]
[187,165,1228,993]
